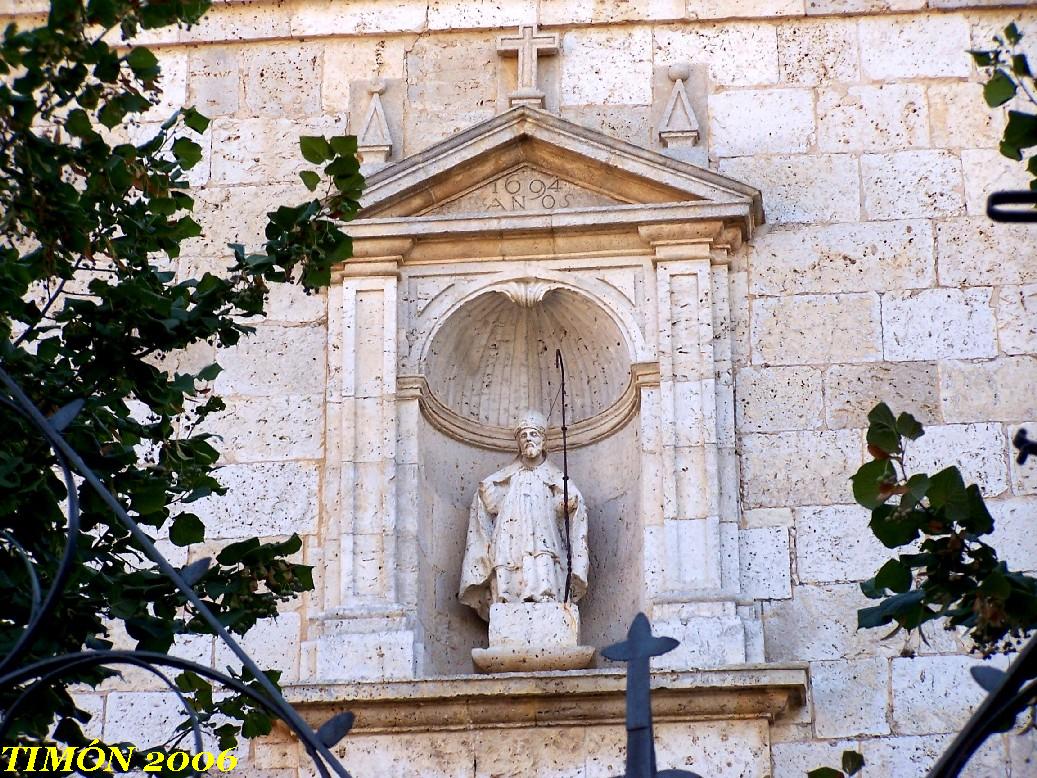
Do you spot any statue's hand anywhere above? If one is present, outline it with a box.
[557,495,579,515]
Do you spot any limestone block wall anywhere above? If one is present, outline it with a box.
[6,0,1037,774]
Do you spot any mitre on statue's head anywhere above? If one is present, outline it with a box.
[514,409,547,437]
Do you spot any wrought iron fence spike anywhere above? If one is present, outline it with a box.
[316,712,355,748]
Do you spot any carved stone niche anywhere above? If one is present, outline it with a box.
[302,106,764,684]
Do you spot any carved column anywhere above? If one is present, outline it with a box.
[638,223,747,669]
[304,243,418,681]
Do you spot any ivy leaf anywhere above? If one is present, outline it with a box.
[984,69,1017,107]
[895,412,924,441]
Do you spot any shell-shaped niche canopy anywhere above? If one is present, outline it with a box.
[422,285,634,450]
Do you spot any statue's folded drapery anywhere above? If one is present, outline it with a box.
[459,458,589,621]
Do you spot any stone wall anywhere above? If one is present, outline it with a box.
[7,0,1037,774]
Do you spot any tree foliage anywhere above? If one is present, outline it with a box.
[852,404,1037,655]
[0,0,362,761]
[971,22,1037,184]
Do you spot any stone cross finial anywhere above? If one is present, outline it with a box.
[497,25,559,109]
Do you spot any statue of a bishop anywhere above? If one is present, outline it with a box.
[459,410,589,620]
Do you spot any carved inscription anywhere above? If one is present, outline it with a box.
[487,174,570,211]
[428,166,620,216]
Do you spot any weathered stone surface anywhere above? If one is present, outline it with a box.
[336,732,474,777]
[210,116,346,185]
[805,0,923,13]
[962,148,1033,217]
[811,657,890,737]
[867,733,1009,778]
[654,23,779,86]
[825,362,940,429]
[929,81,1005,149]
[427,0,535,29]
[239,44,322,118]
[719,154,860,224]
[560,27,652,106]
[742,507,793,528]
[216,612,301,683]
[741,430,861,508]
[289,1,428,36]
[762,582,906,662]
[1007,429,1037,496]
[817,84,928,152]
[882,288,996,361]
[191,461,319,538]
[859,15,972,79]
[214,324,325,396]
[104,692,185,746]
[796,504,891,584]
[738,526,792,600]
[776,19,859,85]
[988,497,1037,572]
[709,88,814,156]
[735,366,823,432]
[203,394,324,462]
[862,150,964,220]
[403,34,497,154]
[941,357,1037,422]
[903,423,1008,497]
[693,0,804,17]
[322,37,409,115]
[187,47,239,117]
[892,654,1007,735]
[748,220,934,295]
[542,0,685,24]
[751,293,882,365]
[997,285,1037,356]
[937,218,1037,286]
[180,4,291,42]
[771,738,861,778]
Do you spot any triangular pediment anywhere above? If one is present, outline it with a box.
[357,106,762,225]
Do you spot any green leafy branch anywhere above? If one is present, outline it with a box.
[852,404,1037,655]
[970,22,1037,184]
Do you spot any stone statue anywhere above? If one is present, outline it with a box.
[459,410,589,621]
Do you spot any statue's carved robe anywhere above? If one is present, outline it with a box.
[459,458,589,620]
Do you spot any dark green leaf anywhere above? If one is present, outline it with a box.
[299,135,333,164]
[858,589,926,629]
[1005,22,1022,45]
[841,751,865,776]
[182,106,210,133]
[1012,54,1031,77]
[984,70,1017,107]
[171,137,203,169]
[300,170,320,191]
[870,504,920,549]
[807,769,843,778]
[329,135,358,156]
[874,559,913,594]
[970,50,995,67]
[852,459,898,509]
[895,412,924,441]
[1005,110,1037,151]
[170,513,205,546]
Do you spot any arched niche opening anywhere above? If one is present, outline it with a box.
[410,285,645,674]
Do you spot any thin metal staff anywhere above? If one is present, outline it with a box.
[555,349,573,603]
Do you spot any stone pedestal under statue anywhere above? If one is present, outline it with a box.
[472,602,594,672]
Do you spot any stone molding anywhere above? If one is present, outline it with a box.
[398,362,659,452]
[287,666,808,734]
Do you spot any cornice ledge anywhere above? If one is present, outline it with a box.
[287,665,808,734]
